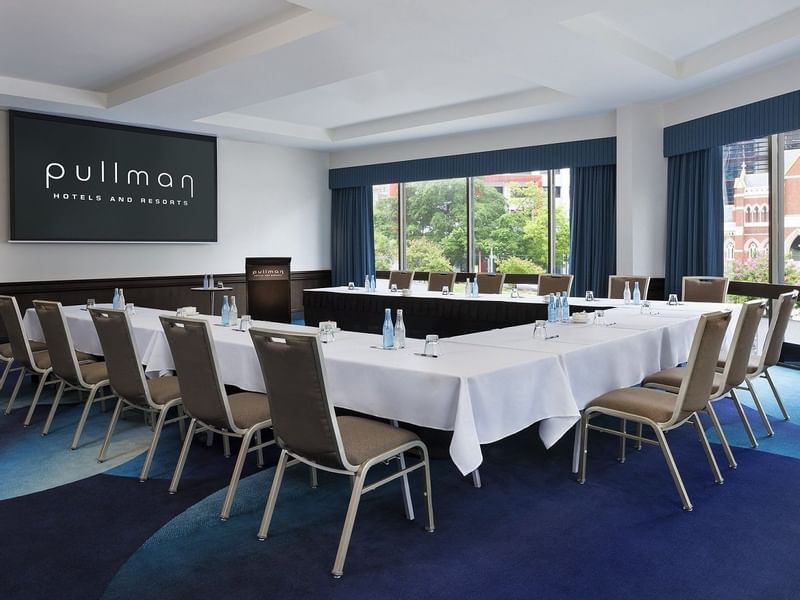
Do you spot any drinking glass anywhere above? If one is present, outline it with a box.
[595,310,606,326]
[668,293,679,306]
[423,334,440,357]
[239,315,252,332]
[442,286,449,295]
[585,291,594,302]
[391,283,398,292]
[347,281,355,290]
[532,320,547,340]
[510,285,519,298]
[125,303,135,315]
[86,298,95,310]
[640,300,652,315]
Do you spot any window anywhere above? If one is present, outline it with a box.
[725,240,735,260]
[748,241,759,258]
[373,169,570,275]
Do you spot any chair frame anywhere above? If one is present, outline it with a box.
[682,276,729,303]
[578,310,732,511]
[537,274,574,297]
[89,307,187,481]
[250,327,434,578]
[159,316,275,521]
[0,295,60,418]
[607,275,651,301]
[33,300,116,449]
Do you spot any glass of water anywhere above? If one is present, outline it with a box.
[668,293,679,306]
[86,298,95,310]
[423,334,440,356]
[391,283,398,292]
[239,315,252,332]
[585,291,594,302]
[595,310,606,326]
[532,320,547,340]
[441,286,449,295]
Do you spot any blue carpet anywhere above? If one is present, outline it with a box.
[2,366,800,599]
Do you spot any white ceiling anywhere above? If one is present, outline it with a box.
[2,0,800,150]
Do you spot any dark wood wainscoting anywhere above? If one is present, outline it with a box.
[0,269,331,338]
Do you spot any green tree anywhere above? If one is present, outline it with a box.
[406,238,452,272]
[497,256,543,274]
[374,231,396,271]
[405,179,467,268]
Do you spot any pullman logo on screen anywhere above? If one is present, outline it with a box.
[44,160,195,207]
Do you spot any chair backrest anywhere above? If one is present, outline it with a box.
[671,310,732,417]
[388,271,415,290]
[718,299,766,392]
[33,301,86,385]
[159,316,235,431]
[476,272,506,294]
[0,295,37,369]
[89,307,152,407]
[759,290,799,368]
[537,274,573,296]
[428,272,456,292]
[682,276,729,303]
[608,276,651,300]
[249,327,352,471]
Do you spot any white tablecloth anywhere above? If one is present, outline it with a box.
[22,306,579,475]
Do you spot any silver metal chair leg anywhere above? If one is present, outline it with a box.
[5,367,27,415]
[257,450,289,540]
[98,398,124,462]
[635,422,643,450]
[140,406,170,482]
[42,380,65,436]
[705,403,736,469]
[0,360,11,392]
[255,429,265,467]
[309,466,319,489]
[71,385,102,450]
[745,378,775,436]
[763,369,789,421]
[223,434,231,458]
[651,425,692,511]
[177,406,187,441]
[692,414,723,483]
[419,445,435,533]
[397,451,415,521]
[577,411,590,484]
[332,468,367,578]
[220,429,255,520]
[23,370,51,426]
[618,418,627,463]
[730,389,758,448]
[471,469,482,488]
[169,418,197,494]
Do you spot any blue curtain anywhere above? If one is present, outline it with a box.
[569,165,616,297]
[665,147,723,296]
[331,186,375,287]
[329,137,616,189]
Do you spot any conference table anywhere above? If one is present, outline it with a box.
[23,299,736,476]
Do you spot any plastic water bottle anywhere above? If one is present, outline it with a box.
[209,274,215,288]
[554,293,562,322]
[221,295,231,326]
[118,288,126,310]
[203,274,209,289]
[561,291,569,321]
[633,281,641,305]
[382,308,394,349]
[465,278,472,297]
[394,309,406,349]
[472,278,479,297]
[370,274,376,292]
[112,288,120,309]
[364,275,370,291]
[547,293,556,323]
[229,296,238,325]
[623,281,632,305]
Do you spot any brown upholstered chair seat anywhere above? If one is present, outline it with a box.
[145,376,181,406]
[587,387,691,424]
[80,362,109,384]
[33,350,95,370]
[228,392,271,429]
[717,352,759,374]
[337,415,420,466]
[1,340,46,358]
[642,367,725,396]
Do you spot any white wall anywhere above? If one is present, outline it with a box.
[0,111,331,282]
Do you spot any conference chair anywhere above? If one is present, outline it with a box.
[388,270,415,290]
[682,276,729,303]
[427,272,456,292]
[578,310,731,511]
[641,299,766,469]
[718,290,799,437]
[476,272,506,294]
[159,315,274,521]
[33,301,115,448]
[249,327,434,578]
[537,274,574,296]
[0,295,50,414]
[90,307,186,481]
[608,275,651,300]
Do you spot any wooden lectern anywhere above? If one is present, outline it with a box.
[245,257,291,323]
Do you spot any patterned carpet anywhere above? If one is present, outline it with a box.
[2,366,800,599]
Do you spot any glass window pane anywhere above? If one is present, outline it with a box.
[723,137,770,285]
[405,178,467,272]
[782,130,800,344]
[372,184,399,271]
[554,168,571,275]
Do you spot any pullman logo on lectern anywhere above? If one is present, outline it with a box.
[249,268,289,281]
